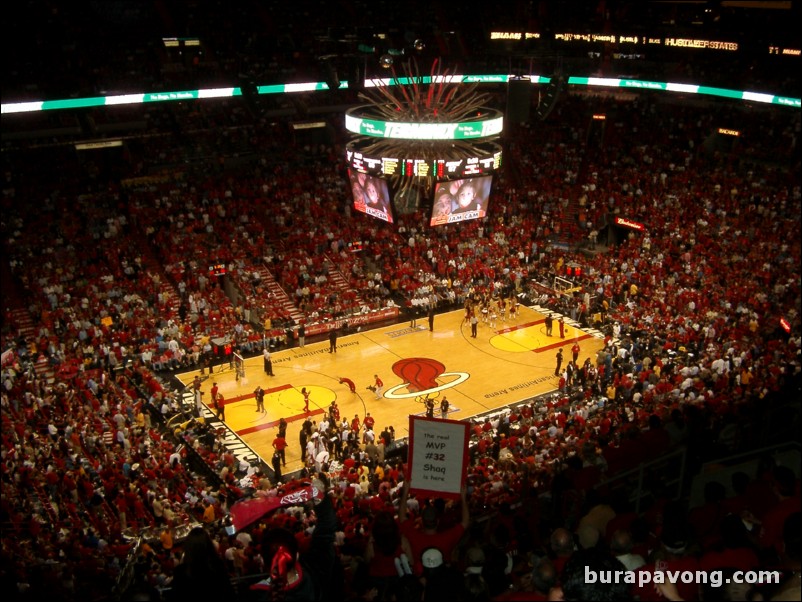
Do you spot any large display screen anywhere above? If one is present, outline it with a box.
[349,170,394,224]
[345,107,504,139]
[429,175,493,226]
[346,142,502,179]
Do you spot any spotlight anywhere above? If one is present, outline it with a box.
[379,54,394,69]
[414,39,425,51]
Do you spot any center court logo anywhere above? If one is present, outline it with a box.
[383,357,469,399]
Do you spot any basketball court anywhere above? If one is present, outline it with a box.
[175,304,605,472]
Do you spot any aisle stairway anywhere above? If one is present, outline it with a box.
[6,307,55,386]
[32,482,59,527]
[255,264,304,323]
[552,195,586,251]
[325,257,365,308]
[136,243,183,315]
[1,256,27,310]
[2,249,56,383]
[8,307,36,340]
[552,115,608,251]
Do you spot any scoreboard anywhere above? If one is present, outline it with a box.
[346,146,502,179]
[208,263,227,276]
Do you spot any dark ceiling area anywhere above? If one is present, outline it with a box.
[4,1,799,102]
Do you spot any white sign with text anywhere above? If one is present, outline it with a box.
[408,415,469,499]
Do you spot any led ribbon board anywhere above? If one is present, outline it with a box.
[345,107,504,140]
[3,79,799,114]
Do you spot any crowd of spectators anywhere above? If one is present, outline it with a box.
[2,69,800,602]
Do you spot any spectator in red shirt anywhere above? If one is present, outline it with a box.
[272,434,288,468]
[699,514,760,573]
[548,527,575,577]
[363,412,375,433]
[756,466,801,556]
[398,480,469,575]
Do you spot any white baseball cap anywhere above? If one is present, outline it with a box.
[421,547,443,569]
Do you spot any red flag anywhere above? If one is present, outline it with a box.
[229,485,324,532]
[230,496,283,532]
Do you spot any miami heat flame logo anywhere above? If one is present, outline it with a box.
[383,357,469,399]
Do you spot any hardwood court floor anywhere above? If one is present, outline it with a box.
[176,305,604,472]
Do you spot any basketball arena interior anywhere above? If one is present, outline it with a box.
[1,2,800,601]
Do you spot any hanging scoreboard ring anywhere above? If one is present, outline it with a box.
[345,105,504,140]
[345,60,505,200]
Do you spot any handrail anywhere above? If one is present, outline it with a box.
[112,536,143,600]
[596,446,687,514]
[700,440,801,471]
